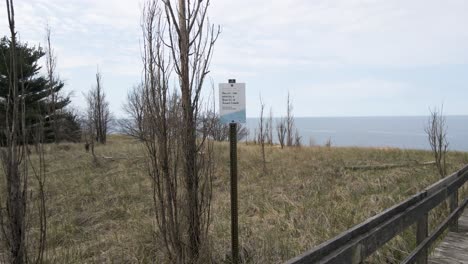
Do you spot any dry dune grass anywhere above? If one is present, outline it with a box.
[211,143,468,263]
[2,135,467,263]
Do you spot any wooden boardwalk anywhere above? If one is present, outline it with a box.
[429,208,468,264]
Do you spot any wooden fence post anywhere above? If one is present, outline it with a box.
[449,189,459,232]
[416,213,428,264]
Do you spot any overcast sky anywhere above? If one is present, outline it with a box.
[1,0,468,117]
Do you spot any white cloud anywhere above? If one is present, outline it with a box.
[1,0,467,116]
[58,53,103,69]
[210,0,468,71]
[3,0,467,73]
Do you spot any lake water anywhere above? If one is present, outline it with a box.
[245,116,468,151]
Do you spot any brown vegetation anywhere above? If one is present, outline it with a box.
[2,135,465,263]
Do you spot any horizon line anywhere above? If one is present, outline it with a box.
[245,114,468,118]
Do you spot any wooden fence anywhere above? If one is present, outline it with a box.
[285,164,468,264]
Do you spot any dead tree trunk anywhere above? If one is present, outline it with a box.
[163,0,219,261]
[45,25,58,143]
[2,3,48,263]
[266,107,273,145]
[286,92,294,147]
[176,1,201,258]
[2,1,26,262]
[258,97,266,172]
[276,117,287,149]
[85,69,110,145]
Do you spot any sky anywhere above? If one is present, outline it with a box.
[1,0,468,118]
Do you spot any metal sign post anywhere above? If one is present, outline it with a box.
[229,121,238,264]
[219,79,246,264]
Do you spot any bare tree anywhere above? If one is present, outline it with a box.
[163,0,219,261]
[294,129,302,147]
[197,111,227,141]
[258,97,266,172]
[82,107,96,158]
[266,107,273,145]
[276,117,287,149]
[120,83,145,140]
[0,2,28,262]
[1,5,49,263]
[235,123,249,142]
[140,3,183,260]
[286,92,294,147]
[85,69,111,145]
[200,111,248,142]
[139,1,218,262]
[425,106,449,178]
[210,116,229,141]
[45,25,59,143]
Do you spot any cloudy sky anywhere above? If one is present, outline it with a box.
[1,0,468,117]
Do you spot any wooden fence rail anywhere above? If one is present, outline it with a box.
[285,164,468,264]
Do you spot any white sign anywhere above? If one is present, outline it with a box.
[219,83,246,124]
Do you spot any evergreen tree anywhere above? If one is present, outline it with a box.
[0,36,70,143]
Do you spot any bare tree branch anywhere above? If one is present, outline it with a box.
[425,105,449,178]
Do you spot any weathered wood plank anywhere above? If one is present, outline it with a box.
[416,213,428,264]
[449,189,459,232]
[459,211,468,233]
[402,199,468,264]
[429,209,468,264]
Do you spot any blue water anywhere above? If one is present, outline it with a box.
[245,116,468,151]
